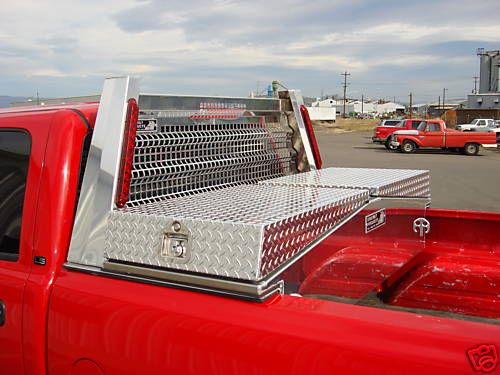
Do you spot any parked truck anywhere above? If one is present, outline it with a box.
[390,119,497,155]
[1,77,499,375]
[372,118,424,149]
[456,118,497,132]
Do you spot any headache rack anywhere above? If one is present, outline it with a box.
[67,76,430,301]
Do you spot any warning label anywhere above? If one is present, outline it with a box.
[365,209,386,233]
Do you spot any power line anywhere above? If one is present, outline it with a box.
[341,71,350,118]
[442,88,448,122]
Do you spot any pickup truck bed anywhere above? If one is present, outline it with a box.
[46,207,499,374]
[47,234,499,375]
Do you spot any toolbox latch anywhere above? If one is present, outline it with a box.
[160,221,190,262]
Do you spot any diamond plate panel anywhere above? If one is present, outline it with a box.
[259,167,430,198]
[104,184,369,281]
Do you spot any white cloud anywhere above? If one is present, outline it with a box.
[0,0,499,100]
[289,23,500,50]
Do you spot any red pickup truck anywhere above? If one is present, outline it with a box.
[390,120,497,155]
[1,76,499,375]
[373,118,424,149]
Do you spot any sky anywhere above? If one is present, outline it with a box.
[1,0,499,103]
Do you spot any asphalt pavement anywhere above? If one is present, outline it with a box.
[315,130,500,212]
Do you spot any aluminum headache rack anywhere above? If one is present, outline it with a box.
[67,76,430,301]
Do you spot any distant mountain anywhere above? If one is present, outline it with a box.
[0,96,29,108]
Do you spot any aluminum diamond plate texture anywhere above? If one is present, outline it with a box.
[128,115,296,206]
[104,184,369,281]
[259,167,430,198]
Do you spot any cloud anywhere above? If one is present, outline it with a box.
[0,0,499,102]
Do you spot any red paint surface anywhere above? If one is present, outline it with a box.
[288,208,500,319]
[47,269,500,375]
[299,246,423,298]
[373,118,423,140]
[300,104,323,168]
[0,105,96,374]
[0,110,52,374]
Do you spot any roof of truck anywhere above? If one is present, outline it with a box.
[0,102,99,128]
[0,102,99,114]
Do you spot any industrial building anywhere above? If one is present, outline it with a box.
[467,49,500,110]
[309,98,404,118]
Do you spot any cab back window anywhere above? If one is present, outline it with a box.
[0,130,31,261]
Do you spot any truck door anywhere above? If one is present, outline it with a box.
[423,122,443,148]
[0,124,46,374]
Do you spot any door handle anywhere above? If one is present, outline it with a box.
[0,300,5,326]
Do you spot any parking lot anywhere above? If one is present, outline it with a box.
[316,130,500,212]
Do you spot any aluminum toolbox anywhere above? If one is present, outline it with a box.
[259,167,430,198]
[104,184,369,281]
[68,77,432,300]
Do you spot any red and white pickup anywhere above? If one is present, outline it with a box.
[390,119,498,155]
[0,76,499,375]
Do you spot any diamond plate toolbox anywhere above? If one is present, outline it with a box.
[104,184,369,281]
[259,167,430,198]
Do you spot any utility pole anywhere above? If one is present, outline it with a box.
[438,95,441,110]
[473,76,479,94]
[36,90,40,106]
[442,88,448,122]
[408,92,413,119]
[361,94,364,114]
[341,71,350,118]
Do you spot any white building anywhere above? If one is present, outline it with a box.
[336,100,404,116]
[307,98,405,118]
[308,98,337,121]
[374,102,405,115]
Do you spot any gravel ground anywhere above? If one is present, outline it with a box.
[315,130,500,212]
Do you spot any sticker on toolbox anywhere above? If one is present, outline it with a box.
[137,118,157,132]
[365,209,386,233]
